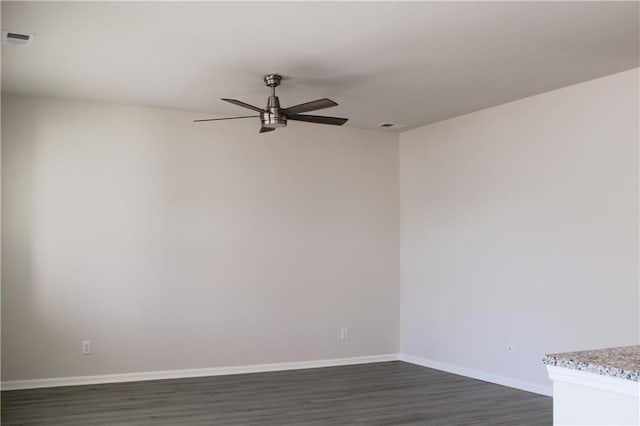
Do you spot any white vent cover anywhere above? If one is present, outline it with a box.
[2,31,34,46]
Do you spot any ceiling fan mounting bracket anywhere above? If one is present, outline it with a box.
[264,73,282,88]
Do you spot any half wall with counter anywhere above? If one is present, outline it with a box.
[544,346,639,425]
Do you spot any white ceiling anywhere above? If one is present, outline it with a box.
[2,1,638,131]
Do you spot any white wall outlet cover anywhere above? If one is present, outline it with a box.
[340,328,349,340]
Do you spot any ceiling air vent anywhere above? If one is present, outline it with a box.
[378,122,407,129]
[2,31,34,46]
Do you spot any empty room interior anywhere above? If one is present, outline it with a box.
[1,1,639,425]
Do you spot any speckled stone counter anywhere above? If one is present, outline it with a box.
[543,345,640,382]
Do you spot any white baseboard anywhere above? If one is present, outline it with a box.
[2,353,553,397]
[399,353,553,397]
[1,354,398,391]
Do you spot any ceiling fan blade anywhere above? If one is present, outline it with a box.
[287,114,348,126]
[193,115,259,123]
[221,98,264,113]
[281,98,338,115]
[259,126,276,133]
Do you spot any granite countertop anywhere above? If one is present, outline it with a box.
[543,345,640,381]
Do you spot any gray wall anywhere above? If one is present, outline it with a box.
[399,69,639,389]
[1,95,400,380]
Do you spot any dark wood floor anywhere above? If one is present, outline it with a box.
[2,361,551,425]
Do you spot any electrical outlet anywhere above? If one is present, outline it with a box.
[340,328,349,340]
[82,340,92,355]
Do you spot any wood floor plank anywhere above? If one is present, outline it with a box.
[1,361,552,425]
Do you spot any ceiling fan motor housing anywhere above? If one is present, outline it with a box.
[261,110,287,128]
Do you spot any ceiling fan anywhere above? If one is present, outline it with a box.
[194,74,348,133]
